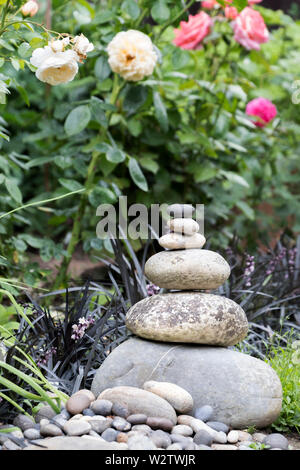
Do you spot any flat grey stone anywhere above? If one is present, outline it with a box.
[35,406,57,423]
[167,204,195,218]
[101,428,119,442]
[24,436,126,450]
[63,420,91,436]
[128,435,157,450]
[126,293,248,346]
[194,430,213,446]
[263,433,289,450]
[206,421,229,433]
[13,415,35,431]
[97,386,177,424]
[90,418,112,434]
[143,381,193,413]
[194,405,214,422]
[91,399,113,416]
[24,429,42,440]
[144,249,230,290]
[91,337,282,429]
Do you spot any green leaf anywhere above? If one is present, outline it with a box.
[90,97,108,128]
[106,147,126,163]
[18,42,32,58]
[153,91,168,132]
[151,0,170,23]
[64,105,91,136]
[194,167,217,183]
[222,171,250,188]
[94,56,111,81]
[236,201,255,220]
[123,85,148,114]
[59,179,84,191]
[88,187,116,207]
[140,156,159,174]
[122,0,140,20]
[16,85,30,106]
[5,178,22,204]
[128,158,148,192]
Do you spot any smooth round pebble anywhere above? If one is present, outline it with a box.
[167,218,199,235]
[24,428,41,440]
[112,417,131,432]
[101,428,119,442]
[127,414,147,425]
[167,204,195,218]
[263,433,289,450]
[211,444,238,450]
[252,432,267,443]
[194,405,214,422]
[131,424,152,435]
[91,399,113,416]
[13,415,35,432]
[143,381,193,414]
[117,432,128,443]
[90,418,112,434]
[197,445,213,450]
[172,425,193,437]
[227,430,239,444]
[238,431,253,442]
[150,430,171,448]
[60,408,71,420]
[111,402,129,418]
[63,420,92,436]
[66,394,91,416]
[40,422,64,437]
[194,430,213,447]
[167,443,182,450]
[74,389,95,403]
[82,408,95,417]
[206,421,229,433]
[128,435,157,450]
[146,417,173,432]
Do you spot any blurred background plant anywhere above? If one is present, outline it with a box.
[0,0,299,289]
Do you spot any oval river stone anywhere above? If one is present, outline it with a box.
[91,337,283,429]
[126,293,248,346]
[144,249,230,290]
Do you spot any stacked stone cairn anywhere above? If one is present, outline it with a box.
[91,203,283,432]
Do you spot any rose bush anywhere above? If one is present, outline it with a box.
[0,0,300,288]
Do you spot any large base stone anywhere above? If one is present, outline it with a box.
[91,337,282,429]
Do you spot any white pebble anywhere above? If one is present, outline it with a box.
[227,430,239,443]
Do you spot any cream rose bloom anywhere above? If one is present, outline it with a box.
[107,30,158,82]
[73,34,94,59]
[22,0,39,17]
[30,46,79,86]
[50,37,70,53]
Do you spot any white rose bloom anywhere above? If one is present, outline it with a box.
[50,37,70,53]
[30,46,79,86]
[107,30,158,82]
[22,0,39,17]
[73,34,94,58]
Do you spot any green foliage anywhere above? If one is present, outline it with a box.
[266,336,300,434]
[0,1,300,284]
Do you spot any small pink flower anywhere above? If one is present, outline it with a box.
[246,98,277,127]
[225,6,238,20]
[173,12,212,50]
[233,7,269,50]
[248,0,263,4]
[202,0,218,8]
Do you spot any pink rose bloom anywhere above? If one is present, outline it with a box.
[225,6,238,20]
[246,98,277,127]
[233,7,269,50]
[173,12,212,50]
[248,0,263,4]
[202,0,218,8]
